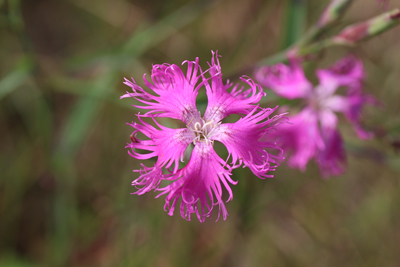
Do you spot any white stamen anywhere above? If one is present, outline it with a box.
[202,120,214,130]
[194,122,202,131]
[187,118,218,146]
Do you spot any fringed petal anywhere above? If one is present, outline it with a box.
[210,106,285,179]
[126,117,195,194]
[156,142,236,222]
[121,58,202,124]
[203,51,266,123]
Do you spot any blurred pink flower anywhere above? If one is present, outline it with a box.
[122,51,284,222]
[256,56,376,178]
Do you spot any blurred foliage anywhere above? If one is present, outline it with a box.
[0,0,400,266]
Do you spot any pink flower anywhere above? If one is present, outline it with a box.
[122,51,284,222]
[256,56,376,177]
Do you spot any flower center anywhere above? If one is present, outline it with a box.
[187,118,220,145]
[308,87,332,112]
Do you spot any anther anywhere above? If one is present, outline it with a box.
[186,117,194,128]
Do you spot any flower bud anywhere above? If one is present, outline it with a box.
[317,0,354,28]
[334,9,400,44]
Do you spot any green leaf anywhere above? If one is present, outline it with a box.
[283,0,307,49]
[0,60,30,100]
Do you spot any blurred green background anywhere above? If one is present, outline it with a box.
[1,0,400,266]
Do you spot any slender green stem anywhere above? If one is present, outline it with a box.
[294,25,321,48]
[298,38,340,56]
[226,37,339,80]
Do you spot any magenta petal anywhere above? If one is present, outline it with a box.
[255,59,312,100]
[270,108,324,171]
[316,128,346,178]
[343,94,376,140]
[126,117,195,194]
[316,56,364,95]
[211,106,284,179]
[127,117,195,171]
[316,110,346,177]
[319,109,338,130]
[203,51,265,122]
[323,93,375,140]
[156,142,236,222]
[122,58,202,124]
[131,165,163,195]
